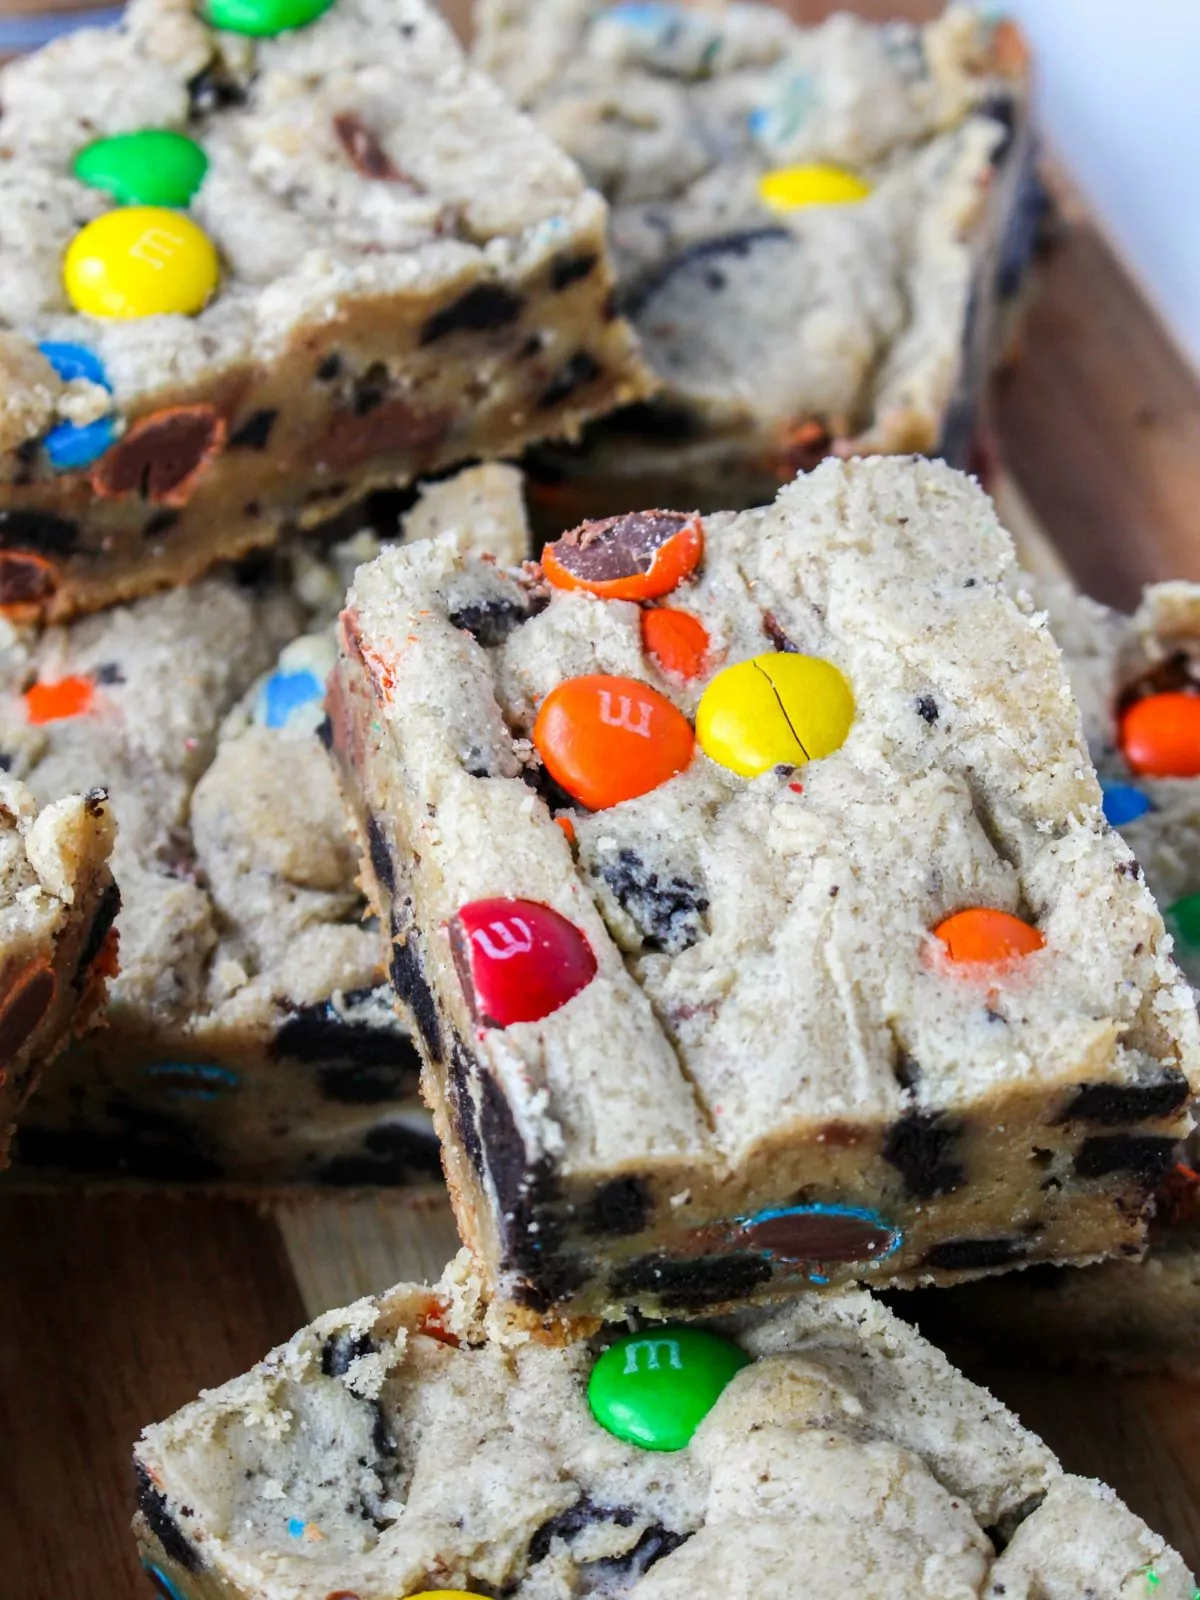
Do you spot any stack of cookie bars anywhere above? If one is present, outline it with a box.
[1,1,1199,1597]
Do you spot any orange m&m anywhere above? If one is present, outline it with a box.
[534,673,694,809]
[1120,692,1200,778]
[933,908,1045,965]
[642,607,710,680]
[24,674,94,724]
[542,510,703,601]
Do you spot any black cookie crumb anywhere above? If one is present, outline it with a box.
[610,1252,772,1310]
[922,1236,1031,1272]
[882,1111,965,1200]
[1061,1073,1189,1126]
[1073,1135,1178,1184]
[420,285,525,345]
[582,1175,652,1237]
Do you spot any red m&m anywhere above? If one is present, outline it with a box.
[450,897,597,1027]
[534,674,694,809]
[1120,692,1200,778]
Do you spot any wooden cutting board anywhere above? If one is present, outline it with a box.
[4,5,1200,1599]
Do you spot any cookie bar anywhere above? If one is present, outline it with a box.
[0,774,117,1164]
[475,0,1041,520]
[911,579,1200,1377]
[132,1259,1196,1600]
[0,0,648,622]
[329,456,1200,1333]
[8,467,529,1184]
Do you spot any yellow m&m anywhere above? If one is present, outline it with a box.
[756,163,872,213]
[64,207,219,319]
[696,653,854,777]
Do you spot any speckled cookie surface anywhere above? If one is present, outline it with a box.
[9,464,529,1185]
[476,0,1038,513]
[329,456,1200,1330]
[0,0,648,618]
[0,773,117,1164]
[132,1261,1195,1600]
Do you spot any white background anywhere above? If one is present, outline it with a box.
[1005,0,1200,373]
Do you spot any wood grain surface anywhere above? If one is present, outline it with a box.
[3,3,1200,1598]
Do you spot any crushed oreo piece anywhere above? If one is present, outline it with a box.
[528,1498,637,1565]
[923,1236,1030,1272]
[389,916,442,1063]
[135,1462,201,1572]
[0,507,80,556]
[916,695,940,725]
[314,1122,442,1186]
[321,1329,377,1378]
[228,409,278,451]
[366,814,396,896]
[1074,1135,1177,1184]
[597,847,707,954]
[75,879,121,979]
[583,1175,652,1237]
[610,1252,772,1310]
[1062,1073,1190,1126]
[448,595,531,648]
[550,252,599,291]
[882,1111,965,1200]
[538,351,601,410]
[186,62,247,115]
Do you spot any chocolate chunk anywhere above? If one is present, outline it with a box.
[538,351,602,409]
[550,252,599,291]
[738,1206,898,1263]
[762,611,798,652]
[448,595,531,647]
[597,846,707,954]
[916,695,940,725]
[91,406,226,506]
[75,879,121,980]
[548,510,693,587]
[228,409,278,451]
[366,814,396,896]
[388,917,442,1063]
[0,552,57,606]
[321,398,446,474]
[0,507,80,556]
[882,1111,965,1200]
[610,1252,772,1309]
[1074,1134,1178,1183]
[135,1462,201,1572]
[333,113,409,182]
[923,1236,1031,1272]
[321,1330,377,1377]
[313,1122,443,1186]
[1062,1072,1190,1125]
[528,1498,636,1564]
[419,284,525,345]
[144,511,181,540]
[186,62,246,114]
[583,1176,652,1237]
[0,963,55,1060]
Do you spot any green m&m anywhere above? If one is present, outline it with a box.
[205,0,335,35]
[587,1326,750,1451]
[1166,893,1200,953]
[74,131,209,208]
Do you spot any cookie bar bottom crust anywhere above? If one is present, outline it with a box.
[0,219,641,623]
[0,784,118,1166]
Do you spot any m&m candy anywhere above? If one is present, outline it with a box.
[1165,893,1200,956]
[206,0,335,34]
[642,606,709,680]
[450,897,597,1027]
[756,163,871,212]
[38,341,119,471]
[534,674,694,808]
[73,131,209,208]
[542,511,703,601]
[1100,781,1152,828]
[588,1326,750,1451]
[24,675,95,724]
[64,208,219,319]
[933,908,1045,965]
[696,653,853,777]
[1120,692,1200,779]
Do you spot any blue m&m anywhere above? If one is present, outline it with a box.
[37,341,120,471]
[255,635,335,730]
[1100,782,1152,828]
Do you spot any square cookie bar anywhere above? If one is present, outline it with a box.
[329,456,1200,1334]
[911,578,1200,1378]
[0,0,649,622]
[0,774,117,1164]
[7,466,528,1184]
[132,1261,1195,1600]
[475,0,1040,520]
